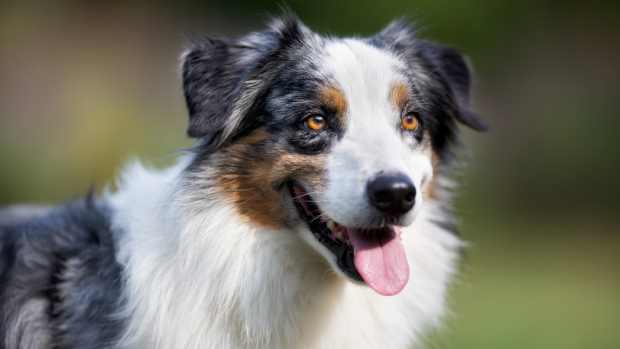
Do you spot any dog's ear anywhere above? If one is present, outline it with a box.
[181,15,311,147]
[416,40,488,131]
[373,20,487,131]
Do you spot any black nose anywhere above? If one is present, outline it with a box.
[367,173,416,216]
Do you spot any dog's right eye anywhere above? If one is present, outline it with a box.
[401,112,420,132]
[305,115,326,131]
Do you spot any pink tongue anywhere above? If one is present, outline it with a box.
[348,226,409,296]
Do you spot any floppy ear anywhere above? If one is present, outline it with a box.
[416,40,487,131]
[181,16,311,148]
[373,20,487,131]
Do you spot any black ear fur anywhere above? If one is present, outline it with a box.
[373,20,487,131]
[416,40,488,131]
[182,38,239,140]
[181,15,310,147]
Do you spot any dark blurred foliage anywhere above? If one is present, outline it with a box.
[1,1,618,348]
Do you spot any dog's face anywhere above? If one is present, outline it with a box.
[182,17,485,296]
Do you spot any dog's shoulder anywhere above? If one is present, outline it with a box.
[0,197,125,348]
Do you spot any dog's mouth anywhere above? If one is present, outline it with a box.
[288,182,409,296]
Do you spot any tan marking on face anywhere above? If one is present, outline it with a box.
[415,131,441,200]
[239,128,270,145]
[216,129,326,229]
[390,82,410,111]
[424,150,442,200]
[319,85,348,120]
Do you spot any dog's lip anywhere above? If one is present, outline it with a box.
[287,181,362,282]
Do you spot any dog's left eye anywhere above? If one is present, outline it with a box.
[305,115,326,131]
[401,112,420,132]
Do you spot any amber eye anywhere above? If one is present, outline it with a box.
[305,115,326,131]
[401,113,420,131]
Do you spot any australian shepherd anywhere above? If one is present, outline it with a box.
[0,15,485,349]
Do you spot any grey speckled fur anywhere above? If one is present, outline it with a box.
[0,198,125,349]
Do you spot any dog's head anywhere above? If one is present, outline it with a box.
[181,16,485,296]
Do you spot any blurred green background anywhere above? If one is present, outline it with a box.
[1,1,618,348]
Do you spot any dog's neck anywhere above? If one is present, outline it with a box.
[108,159,348,348]
[108,159,461,349]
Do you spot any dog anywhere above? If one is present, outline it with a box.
[0,15,485,349]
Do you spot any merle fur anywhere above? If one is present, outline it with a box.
[183,16,323,148]
[0,198,124,349]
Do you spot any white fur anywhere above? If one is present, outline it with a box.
[318,39,433,228]
[107,159,460,349]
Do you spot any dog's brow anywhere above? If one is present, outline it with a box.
[390,82,410,111]
[319,85,348,118]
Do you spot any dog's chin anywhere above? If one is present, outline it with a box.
[287,182,411,296]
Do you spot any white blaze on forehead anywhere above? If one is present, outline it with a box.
[318,39,433,228]
[321,39,406,122]
[320,39,413,172]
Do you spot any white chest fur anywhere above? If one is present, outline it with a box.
[107,161,461,349]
